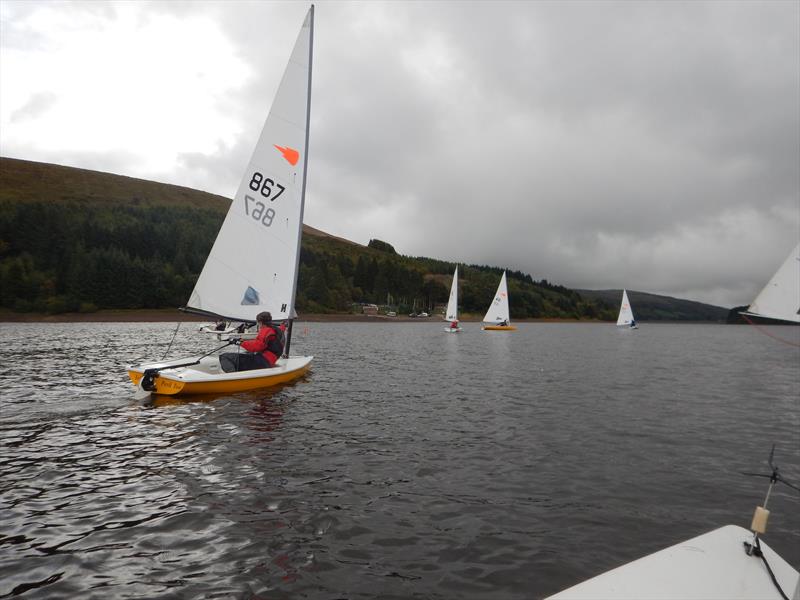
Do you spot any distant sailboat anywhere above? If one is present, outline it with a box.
[127,7,315,396]
[444,266,462,333]
[740,242,800,324]
[482,271,516,331]
[616,289,638,329]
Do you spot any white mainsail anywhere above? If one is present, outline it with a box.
[483,271,511,324]
[616,289,635,326]
[187,7,313,323]
[742,242,800,324]
[445,266,459,322]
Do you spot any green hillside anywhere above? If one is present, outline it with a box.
[0,157,722,321]
[576,289,730,322]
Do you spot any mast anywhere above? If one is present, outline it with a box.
[285,4,314,357]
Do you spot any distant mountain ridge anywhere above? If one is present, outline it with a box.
[576,289,729,322]
[0,157,727,321]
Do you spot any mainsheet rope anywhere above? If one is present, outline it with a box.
[741,314,800,347]
[747,537,791,600]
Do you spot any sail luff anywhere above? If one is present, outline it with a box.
[285,5,314,356]
[288,5,314,323]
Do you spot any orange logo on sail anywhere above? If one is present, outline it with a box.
[274,145,300,166]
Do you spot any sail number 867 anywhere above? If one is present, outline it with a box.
[249,172,285,200]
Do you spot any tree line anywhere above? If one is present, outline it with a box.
[0,200,613,319]
[0,201,219,313]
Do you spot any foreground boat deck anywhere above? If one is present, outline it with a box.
[545,525,799,600]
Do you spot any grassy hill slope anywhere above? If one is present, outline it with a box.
[0,156,228,210]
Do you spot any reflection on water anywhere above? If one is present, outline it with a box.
[0,321,798,598]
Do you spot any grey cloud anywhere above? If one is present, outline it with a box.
[2,1,797,308]
[10,91,58,122]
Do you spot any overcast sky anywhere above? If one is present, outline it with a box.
[1,1,798,308]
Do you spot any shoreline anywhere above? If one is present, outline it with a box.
[0,309,618,324]
[0,309,729,324]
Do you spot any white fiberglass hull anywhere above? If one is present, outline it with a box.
[128,354,313,396]
[545,525,799,600]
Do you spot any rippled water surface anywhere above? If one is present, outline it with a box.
[1,321,798,599]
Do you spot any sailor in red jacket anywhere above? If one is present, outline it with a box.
[219,311,286,372]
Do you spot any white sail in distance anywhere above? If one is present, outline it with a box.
[616,289,636,326]
[742,242,800,323]
[483,271,511,323]
[445,267,459,322]
[187,7,313,322]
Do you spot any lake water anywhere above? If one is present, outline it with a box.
[1,321,798,599]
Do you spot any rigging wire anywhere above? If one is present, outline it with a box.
[162,321,182,359]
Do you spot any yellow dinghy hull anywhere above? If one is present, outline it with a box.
[482,325,517,331]
[128,355,313,396]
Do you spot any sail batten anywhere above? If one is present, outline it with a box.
[187,7,313,323]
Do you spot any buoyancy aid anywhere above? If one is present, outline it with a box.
[241,323,285,366]
[266,324,285,356]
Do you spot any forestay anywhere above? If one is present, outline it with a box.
[187,8,313,323]
[445,266,459,322]
[742,242,800,324]
[483,271,511,324]
[616,289,635,326]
